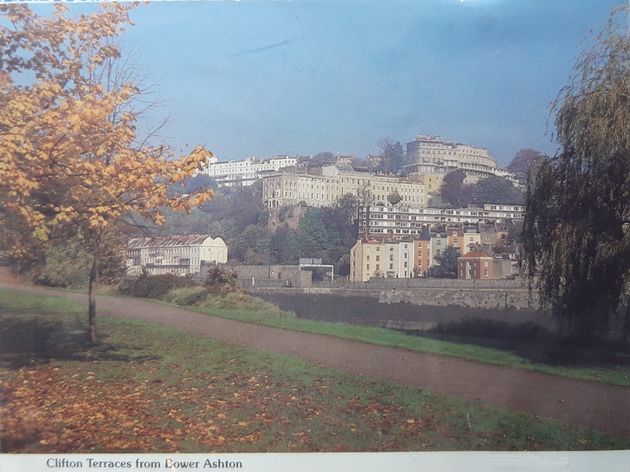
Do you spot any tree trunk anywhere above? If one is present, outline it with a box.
[88,250,100,345]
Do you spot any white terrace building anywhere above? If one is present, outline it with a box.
[126,234,228,277]
[204,155,299,187]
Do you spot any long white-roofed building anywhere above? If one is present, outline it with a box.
[204,155,299,187]
[126,234,228,276]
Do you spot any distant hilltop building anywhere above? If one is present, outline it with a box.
[126,234,228,277]
[204,155,299,187]
[403,135,498,181]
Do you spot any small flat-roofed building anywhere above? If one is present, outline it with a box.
[126,234,228,277]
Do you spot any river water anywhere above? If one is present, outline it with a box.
[253,291,553,332]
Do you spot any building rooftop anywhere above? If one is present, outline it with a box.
[460,249,494,258]
[128,234,217,249]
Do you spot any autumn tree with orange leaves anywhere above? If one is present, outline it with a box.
[0,4,214,343]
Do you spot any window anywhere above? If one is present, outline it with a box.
[376,255,380,261]
[389,263,393,270]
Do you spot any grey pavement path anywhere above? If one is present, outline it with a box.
[2,281,630,437]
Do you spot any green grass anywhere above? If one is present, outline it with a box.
[0,288,86,316]
[188,294,630,387]
[1,288,628,452]
[2,286,630,387]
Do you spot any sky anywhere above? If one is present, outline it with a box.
[36,0,625,166]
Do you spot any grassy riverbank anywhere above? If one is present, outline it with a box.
[1,287,628,452]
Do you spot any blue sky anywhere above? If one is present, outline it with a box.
[46,1,624,165]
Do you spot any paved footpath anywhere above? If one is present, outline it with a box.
[2,281,630,437]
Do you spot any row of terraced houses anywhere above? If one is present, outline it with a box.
[349,218,521,282]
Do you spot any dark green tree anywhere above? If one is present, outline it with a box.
[387,190,402,206]
[439,169,473,208]
[430,246,459,278]
[307,151,336,167]
[377,139,404,174]
[269,226,300,264]
[508,149,546,180]
[471,175,523,205]
[522,6,630,343]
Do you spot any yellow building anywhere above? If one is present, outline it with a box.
[350,238,415,282]
[411,173,443,197]
[350,238,386,282]
[263,166,426,209]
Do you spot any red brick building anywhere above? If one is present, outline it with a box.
[458,249,497,280]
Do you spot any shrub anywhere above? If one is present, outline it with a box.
[204,266,238,294]
[201,291,291,315]
[34,243,91,288]
[118,272,196,299]
[165,286,208,306]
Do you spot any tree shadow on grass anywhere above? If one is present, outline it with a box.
[413,318,630,369]
[0,314,160,370]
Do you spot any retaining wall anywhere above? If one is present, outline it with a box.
[249,285,539,310]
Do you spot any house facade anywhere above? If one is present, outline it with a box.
[126,234,228,277]
[457,249,499,280]
[350,238,415,282]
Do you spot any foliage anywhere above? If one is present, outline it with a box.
[306,151,336,167]
[200,291,285,313]
[508,149,547,180]
[439,170,473,208]
[522,6,630,343]
[31,230,125,288]
[0,4,214,342]
[387,190,402,206]
[165,286,208,306]
[269,226,301,264]
[471,175,524,205]
[430,246,459,278]
[231,225,273,265]
[268,194,358,274]
[377,139,404,174]
[204,266,239,295]
[33,240,91,288]
[118,273,196,300]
